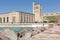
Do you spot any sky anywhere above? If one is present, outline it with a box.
[0,0,60,14]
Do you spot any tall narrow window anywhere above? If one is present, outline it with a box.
[21,15,23,23]
[12,16,15,23]
[27,15,28,23]
[0,18,2,23]
[20,13,23,23]
[7,17,9,23]
[29,15,30,23]
[3,17,5,23]
[24,15,25,23]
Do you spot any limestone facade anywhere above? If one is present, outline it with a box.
[33,2,43,23]
[0,2,44,24]
[0,11,34,23]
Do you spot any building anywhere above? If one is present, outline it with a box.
[0,1,43,24]
[33,2,43,23]
[0,1,60,24]
[0,11,35,23]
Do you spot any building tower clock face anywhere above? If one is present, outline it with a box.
[34,6,39,10]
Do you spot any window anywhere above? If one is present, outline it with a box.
[27,15,28,23]
[3,17,5,23]
[34,6,39,10]
[7,17,9,23]
[0,18,2,23]
[21,15,22,23]
[12,16,15,23]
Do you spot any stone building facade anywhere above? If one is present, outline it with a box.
[0,2,43,24]
[33,2,43,23]
[0,1,60,24]
[0,11,35,23]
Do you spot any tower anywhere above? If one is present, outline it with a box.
[33,1,43,23]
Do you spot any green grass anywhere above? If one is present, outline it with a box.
[46,16,56,21]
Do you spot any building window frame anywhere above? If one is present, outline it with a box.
[7,17,9,23]
[3,17,5,23]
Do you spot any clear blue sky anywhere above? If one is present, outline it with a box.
[0,0,60,14]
